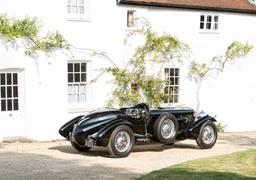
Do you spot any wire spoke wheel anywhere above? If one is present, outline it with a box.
[202,126,216,145]
[114,131,131,153]
[160,119,175,139]
[196,121,217,149]
[108,125,135,158]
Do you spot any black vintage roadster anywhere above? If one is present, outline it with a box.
[59,103,217,157]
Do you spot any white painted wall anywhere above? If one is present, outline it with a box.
[0,0,255,141]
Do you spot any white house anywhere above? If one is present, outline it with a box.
[0,0,256,141]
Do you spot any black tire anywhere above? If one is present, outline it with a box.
[196,121,218,149]
[108,125,135,158]
[153,113,178,145]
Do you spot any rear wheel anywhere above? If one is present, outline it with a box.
[153,113,178,145]
[196,121,217,149]
[108,125,135,158]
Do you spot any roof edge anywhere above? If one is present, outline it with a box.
[118,0,256,14]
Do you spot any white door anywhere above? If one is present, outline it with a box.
[0,69,25,140]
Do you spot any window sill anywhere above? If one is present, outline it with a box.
[199,30,220,34]
[68,107,94,113]
[67,16,91,22]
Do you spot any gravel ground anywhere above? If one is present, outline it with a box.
[0,132,255,180]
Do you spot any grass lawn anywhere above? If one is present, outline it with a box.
[139,148,256,180]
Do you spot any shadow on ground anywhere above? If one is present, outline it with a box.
[218,134,256,147]
[49,142,198,158]
[0,152,141,180]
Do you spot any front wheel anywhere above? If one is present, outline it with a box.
[108,125,135,158]
[196,121,218,149]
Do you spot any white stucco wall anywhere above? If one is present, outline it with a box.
[0,0,255,141]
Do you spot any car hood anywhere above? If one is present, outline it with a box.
[74,109,125,134]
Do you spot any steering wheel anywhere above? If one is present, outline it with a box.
[134,103,150,121]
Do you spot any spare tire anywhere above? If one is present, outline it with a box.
[153,113,178,145]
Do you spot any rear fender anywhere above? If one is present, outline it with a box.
[188,116,217,139]
[96,119,133,146]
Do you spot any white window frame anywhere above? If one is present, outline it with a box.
[164,68,180,104]
[67,0,91,21]
[67,60,91,110]
[199,14,219,33]
[0,69,24,118]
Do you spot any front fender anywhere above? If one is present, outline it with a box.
[59,116,84,138]
[96,119,134,146]
[189,116,217,139]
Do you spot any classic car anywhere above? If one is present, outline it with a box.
[59,103,217,157]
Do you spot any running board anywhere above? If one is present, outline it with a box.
[134,133,153,142]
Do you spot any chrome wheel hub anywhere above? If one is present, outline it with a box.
[114,131,131,153]
[202,126,215,144]
[161,119,175,139]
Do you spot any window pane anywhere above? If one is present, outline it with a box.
[68,94,75,103]
[7,73,12,85]
[79,94,86,102]
[169,69,175,76]
[200,22,204,29]
[81,73,86,82]
[207,16,212,22]
[175,78,179,85]
[0,74,5,85]
[14,99,18,111]
[75,73,80,82]
[214,23,218,30]
[7,86,12,98]
[70,0,76,6]
[67,6,71,13]
[173,95,178,103]
[1,99,6,111]
[206,23,211,29]
[74,63,80,72]
[68,74,74,83]
[200,15,205,22]
[7,99,12,111]
[74,94,79,103]
[78,0,84,5]
[79,84,86,93]
[70,6,77,13]
[127,11,135,27]
[164,86,169,94]
[81,63,86,72]
[79,6,84,14]
[175,69,179,76]
[68,63,73,72]
[13,86,18,98]
[73,84,79,93]
[68,84,73,94]
[1,87,5,98]
[174,86,179,94]
[214,16,219,22]
[169,77,174,85]
[13,73,18,85]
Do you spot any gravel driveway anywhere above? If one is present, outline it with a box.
[0,132,255,180]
